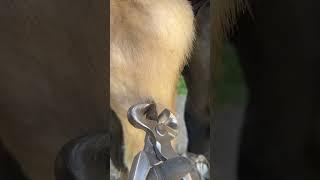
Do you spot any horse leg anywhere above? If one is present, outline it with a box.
[183,0,211,157]
[110,0,195,170]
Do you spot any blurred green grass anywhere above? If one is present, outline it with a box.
[215,44,247,106]
[177,75,188,95]
[177,43,247,105]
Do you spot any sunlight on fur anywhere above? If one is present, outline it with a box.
[110,0,195,171]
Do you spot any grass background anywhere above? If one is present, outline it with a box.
[177,75,188,95]
[177,44,247,106]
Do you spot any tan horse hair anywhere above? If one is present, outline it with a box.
[110,0,195,170]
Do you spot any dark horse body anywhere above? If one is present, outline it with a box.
[185,0,320,179]
[231,0,320,179]
[0,1,106,180]
[187,0,320,179]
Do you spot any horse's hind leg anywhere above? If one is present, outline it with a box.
[110,0,195,170]
[183,0,211,157]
